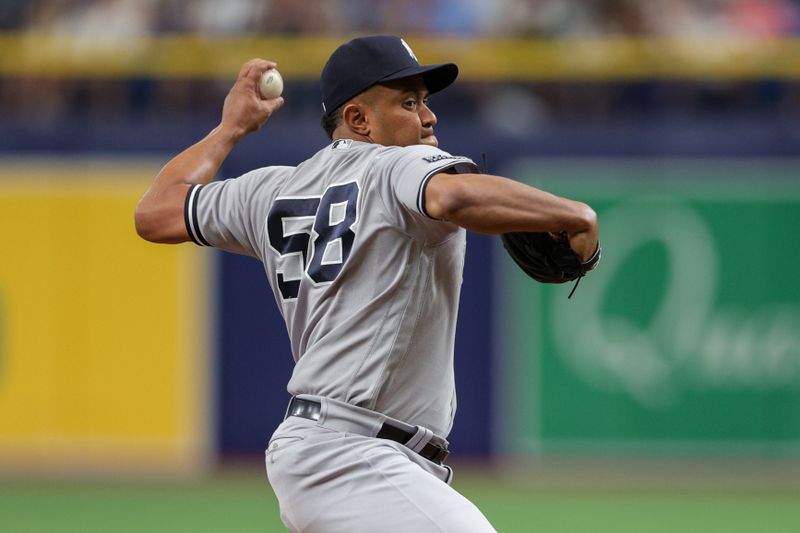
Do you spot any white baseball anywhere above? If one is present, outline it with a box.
[259,69,284,99]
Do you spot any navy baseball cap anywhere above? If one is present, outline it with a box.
[320,35,458,116]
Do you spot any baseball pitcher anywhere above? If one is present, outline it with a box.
[135,36,599,532]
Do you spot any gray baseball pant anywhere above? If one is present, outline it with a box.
[265,395,497,532]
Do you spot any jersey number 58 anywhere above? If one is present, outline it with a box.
[266,181,359,300]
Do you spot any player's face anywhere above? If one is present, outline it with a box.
[364,76,438,147]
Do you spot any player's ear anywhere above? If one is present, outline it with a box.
[342,103,370,136]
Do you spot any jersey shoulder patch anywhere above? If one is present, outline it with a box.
[330,139,353,151]
[421,154,470,164]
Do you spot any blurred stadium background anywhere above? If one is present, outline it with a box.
[1,1,800,531]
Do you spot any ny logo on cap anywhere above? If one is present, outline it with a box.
[400,38,418,63]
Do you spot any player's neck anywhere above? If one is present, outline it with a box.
[332,129,374,145]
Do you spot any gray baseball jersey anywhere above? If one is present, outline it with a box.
[185,140,477,437]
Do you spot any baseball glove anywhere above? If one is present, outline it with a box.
[501,231,601,298]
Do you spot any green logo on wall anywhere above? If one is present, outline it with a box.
[501,161,800,454]
[551,196,800,410]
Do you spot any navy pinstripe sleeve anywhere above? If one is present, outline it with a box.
[184,184,211,246]
[376,145,478,221]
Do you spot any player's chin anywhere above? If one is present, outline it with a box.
[420,135,438,147]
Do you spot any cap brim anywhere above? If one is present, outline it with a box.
[380,63,459,94]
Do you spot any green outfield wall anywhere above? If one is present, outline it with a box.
[497,160,800,456]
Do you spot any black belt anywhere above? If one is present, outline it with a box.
[285,397,450,465]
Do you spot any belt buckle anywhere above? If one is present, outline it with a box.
[287,397,321,421]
